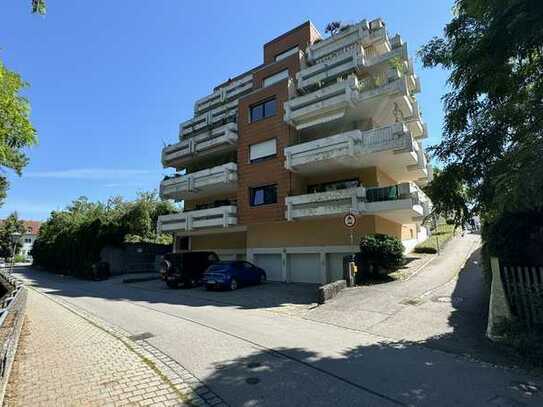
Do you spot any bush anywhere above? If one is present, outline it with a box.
[414,223,456,254]
[14,254,27,263]
[355,234,404,280]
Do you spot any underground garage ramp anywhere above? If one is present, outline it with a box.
[288,253,322,284]
[254,254,283,282]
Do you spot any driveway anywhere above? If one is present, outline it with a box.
[12,239,543,407]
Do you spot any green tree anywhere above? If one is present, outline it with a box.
[0,212,26,258]
[420,0,543,224]
[32,0,46,14]
[0,62,38,206]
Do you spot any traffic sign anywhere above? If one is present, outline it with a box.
[344,213,357,228]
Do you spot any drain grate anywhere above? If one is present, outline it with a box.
[246,377,260,385]
[128,332,155,341]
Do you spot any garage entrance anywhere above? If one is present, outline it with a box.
[254,254,283,282]
[287,253,322,284]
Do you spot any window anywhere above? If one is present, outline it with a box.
[24,238,32,243]
[250,98,276,123]
[250,184,277,207]
[263,69,289,88]
[275,46,299,62]
[307,179,360,194]
[249,139,277,162]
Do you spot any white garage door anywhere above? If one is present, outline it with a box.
[326,253,351,283]
[254,254,283,282]
[288,253,321,284]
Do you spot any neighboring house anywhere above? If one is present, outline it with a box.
[20,221,41,260]
[157,19,433,284]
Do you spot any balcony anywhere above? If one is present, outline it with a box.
[157,205,238,233]
[180,99,238,139]
[160,162,238,201]
[162,123,238,169]
[284,73,418,131]
[194,73,253,115]
[305,19,389,65]
[284,123,426,182]
[285,183,430,224]
[297,41,409,92]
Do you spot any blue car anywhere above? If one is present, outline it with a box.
[203,261,266,290]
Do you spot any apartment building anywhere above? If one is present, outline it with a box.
[158,19,432,284]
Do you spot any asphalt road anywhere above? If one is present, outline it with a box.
[13,237,543,407]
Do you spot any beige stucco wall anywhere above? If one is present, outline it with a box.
[191,232,247,250]
[247,216,375,248]
[401,223,417,241]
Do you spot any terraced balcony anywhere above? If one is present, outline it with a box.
[157,205,238,233]
[160,162,238,201]
[284,73,418,131]
[298,41,409,92]
[194,73,253,115]
[305,19,389,65]
[285,182,430,224]
[284,123,427,182]
[180,98,238,139]
[161,123,238,169]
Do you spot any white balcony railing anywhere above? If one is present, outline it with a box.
[162,123,238,169]
[284,123,413,172]
[194,73,253,115]
[180,99,238,139]
[157,205,238,233]
[285,183,430,222]
[284,74,416,130]
[305,19,388,65]
[297,42,408,91]
[160,162,238,201]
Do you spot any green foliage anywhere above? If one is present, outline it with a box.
[355,234,405,277]
[0,212,26,258]
[419,0,543,225]
[14,254,27,263]
[414,223,456,254]
[493,319,543,368]
[0,62,38,205]
[32,0,46,14]
[31,193,178,276]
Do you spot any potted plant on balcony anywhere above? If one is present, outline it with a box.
[355,234,405,282]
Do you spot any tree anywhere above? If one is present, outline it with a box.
[32,0,46,14]
[325,21,341,36]
[0,212,26,258]
[0,62,38,206]
[419,0,543,224]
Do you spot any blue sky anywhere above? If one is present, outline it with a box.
[0,0,453,220]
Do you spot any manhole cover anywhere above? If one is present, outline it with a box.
[246,377,260,385]
[128,332,154,341]
[247,362,262,369]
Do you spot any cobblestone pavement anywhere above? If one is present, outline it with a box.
[4,288,227,407]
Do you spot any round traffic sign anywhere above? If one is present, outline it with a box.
[344,213,357,228]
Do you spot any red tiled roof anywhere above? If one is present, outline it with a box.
[23,221,42,235]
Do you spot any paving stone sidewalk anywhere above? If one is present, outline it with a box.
[4,288,227,407]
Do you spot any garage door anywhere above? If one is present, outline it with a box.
[326,253,351,283]
[288,253,321,284]
[254,254,283,282]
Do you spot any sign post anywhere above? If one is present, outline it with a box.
[343,212,357,286]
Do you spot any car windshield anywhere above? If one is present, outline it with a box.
[206,262,234,273]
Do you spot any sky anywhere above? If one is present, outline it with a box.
[0,0,454,221]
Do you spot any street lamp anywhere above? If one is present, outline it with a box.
[9,232,22,274]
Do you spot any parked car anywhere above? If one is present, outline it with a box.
[203,261,266,290]
[160,251,219,288]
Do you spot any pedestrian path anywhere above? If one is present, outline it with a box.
[4,288,226,407]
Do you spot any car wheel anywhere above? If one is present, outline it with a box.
[259,273,266,285]
[166,280,179,289]
[229,278,238,291]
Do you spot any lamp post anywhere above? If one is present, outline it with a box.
[10,232,22,274]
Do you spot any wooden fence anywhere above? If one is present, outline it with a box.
[500,264,543,327]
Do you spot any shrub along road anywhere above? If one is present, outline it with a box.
[12,237,543,406]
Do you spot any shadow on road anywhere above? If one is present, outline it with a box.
[14,265,319,312]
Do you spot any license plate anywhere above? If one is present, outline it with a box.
[207,280,216,284]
